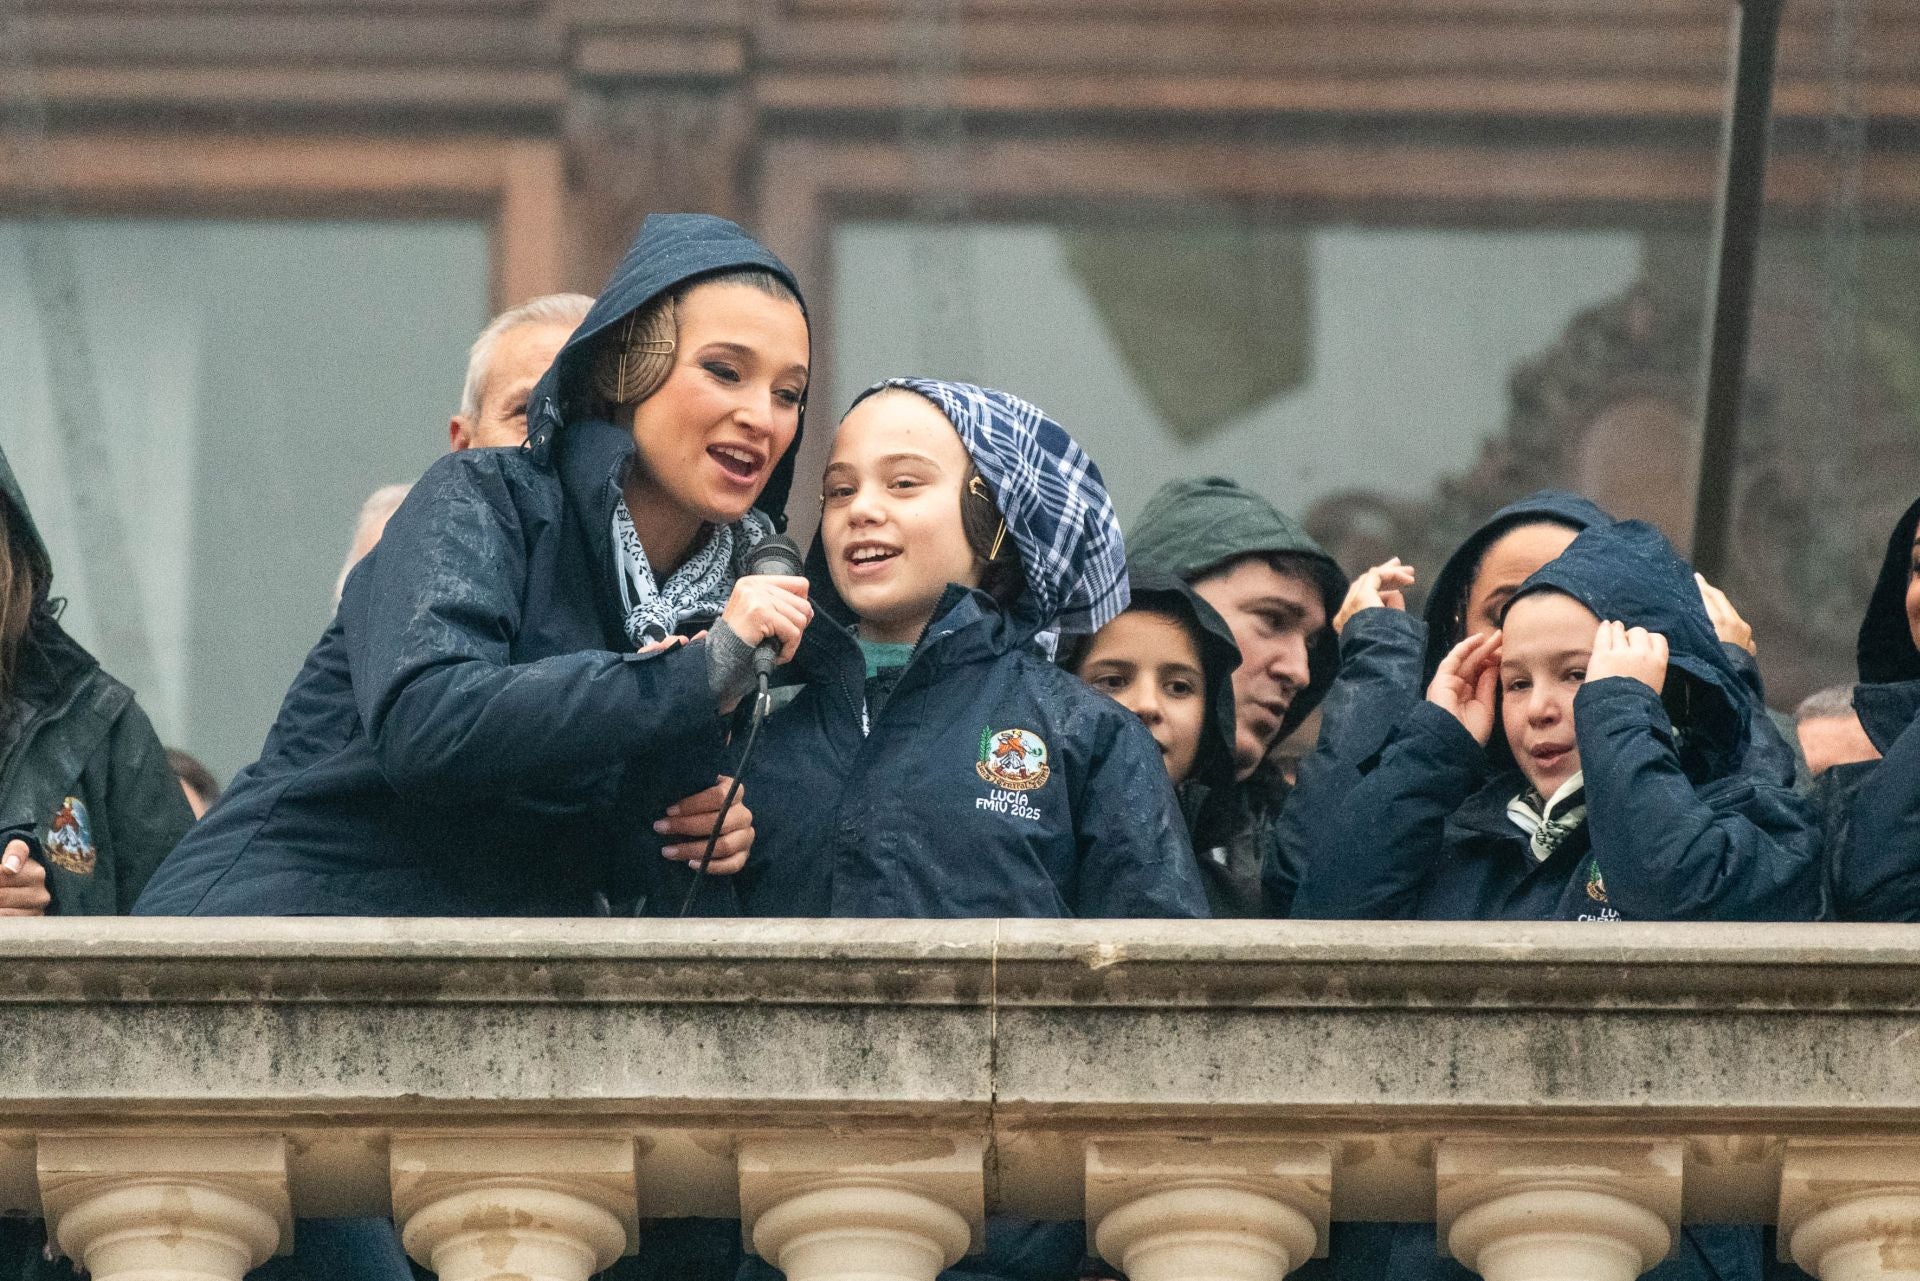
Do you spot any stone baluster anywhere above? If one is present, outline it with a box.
[37,1134,291,1281]
[1086,1139,1330,1281]
[391,1135,636,1281]
[738,1135,984,1281]
[1435,1139,1680,1281]
[1781,1141,1920,1280]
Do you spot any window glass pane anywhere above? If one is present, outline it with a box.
[0,218,489,779]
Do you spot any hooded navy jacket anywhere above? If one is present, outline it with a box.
[1126,476,1348,918]
[1289,521,1818,1281]
[135,214,807,918]
[1272,491,1609,915]
[1828,494,1920,920]
[1293,519,1819,925]
[1061,567,1248,914]
[1275,493,1806,919]
[731,388,1202,1281]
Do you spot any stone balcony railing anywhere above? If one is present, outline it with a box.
[4,918,1920,1281]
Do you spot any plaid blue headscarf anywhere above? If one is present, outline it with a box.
[853,378,1130,636]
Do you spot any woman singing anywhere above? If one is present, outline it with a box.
[137,213,813,919]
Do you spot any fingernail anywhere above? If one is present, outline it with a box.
[653,820,670,833]
[0,859,16,875]
[665,805,679,817]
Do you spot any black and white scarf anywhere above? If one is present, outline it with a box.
[612,503,770,647]
[1505,772,1587,864]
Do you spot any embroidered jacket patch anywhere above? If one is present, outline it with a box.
[45,796,97,875]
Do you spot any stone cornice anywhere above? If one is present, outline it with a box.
[1,919,1918,1232]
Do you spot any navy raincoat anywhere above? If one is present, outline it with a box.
[135,214,807,920]
[1275,492,1804,920]
[736,388,1204,922]
[1126,477,1348,917]
[1828,494,1920,920]
[1290,520,1819,1281]
[1272,491,1610,916]
[1063,567,1247,914]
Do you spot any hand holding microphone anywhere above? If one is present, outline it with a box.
[680,536,809,915]
[707,535,811,713]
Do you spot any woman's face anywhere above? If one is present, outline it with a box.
[627,281,809,526]
[1075,610,1208,783]
[1464,522,1581,639]
[820,391,980,645]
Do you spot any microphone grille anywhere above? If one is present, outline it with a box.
[748,534,805,578]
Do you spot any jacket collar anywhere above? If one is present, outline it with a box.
[1855,679,1920,754]
[795,586,1020,703]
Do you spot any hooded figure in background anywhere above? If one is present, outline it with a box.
[1125,477,1347,916]
[0,445,191,914]
[135,213,811,921]
[1060,566,1246,913]
[1828,494,1920,919]
[1291,520,1819,1281]
[0,453,195,1281]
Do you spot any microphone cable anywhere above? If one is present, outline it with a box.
[677,670,773,917]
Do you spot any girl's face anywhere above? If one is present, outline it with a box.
[1498,590,1599,798]
[1464,522,1581,640]
[627,281,809,527]
[821,391,981,644]
[1075,611,1208,783]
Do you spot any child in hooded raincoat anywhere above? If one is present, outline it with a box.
[1274,492,1804,920]
[1828,494,1920,920]
[1270,491,1608,915]
[735,379,1206,922]
[733,378,1205,1281]
[1290,519,1820,1281]
[1060,566,1247,914]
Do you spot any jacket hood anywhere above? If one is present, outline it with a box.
[524,213,810,525]
[1514,518,1751,779]
[1060,565,1243,792]
[1127,475,1347,737]
[0,444,52,608]
[1858,494,1920,685]
[848,378,1130,636]
[1422,489,1612,680]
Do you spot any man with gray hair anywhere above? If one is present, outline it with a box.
[1796,683,1881,778]
[335,293,594,600]
[448,291,593,451]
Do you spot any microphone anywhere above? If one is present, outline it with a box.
[680,532,804,918]
[743,534,805,677]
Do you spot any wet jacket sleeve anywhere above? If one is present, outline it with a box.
[1831,716,1920,921]
[1292,700,1486,920]
[1073,712,1210,918]
[347,458,725,803]
[1575,676,1820,921]
[1723,643,1809,792]
[1267,607,1428,916]
[97,700,195,913]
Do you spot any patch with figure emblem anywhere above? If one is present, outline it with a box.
[45,796,97,875]
[975,727,1051,791]
[1585,857,1608,904]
